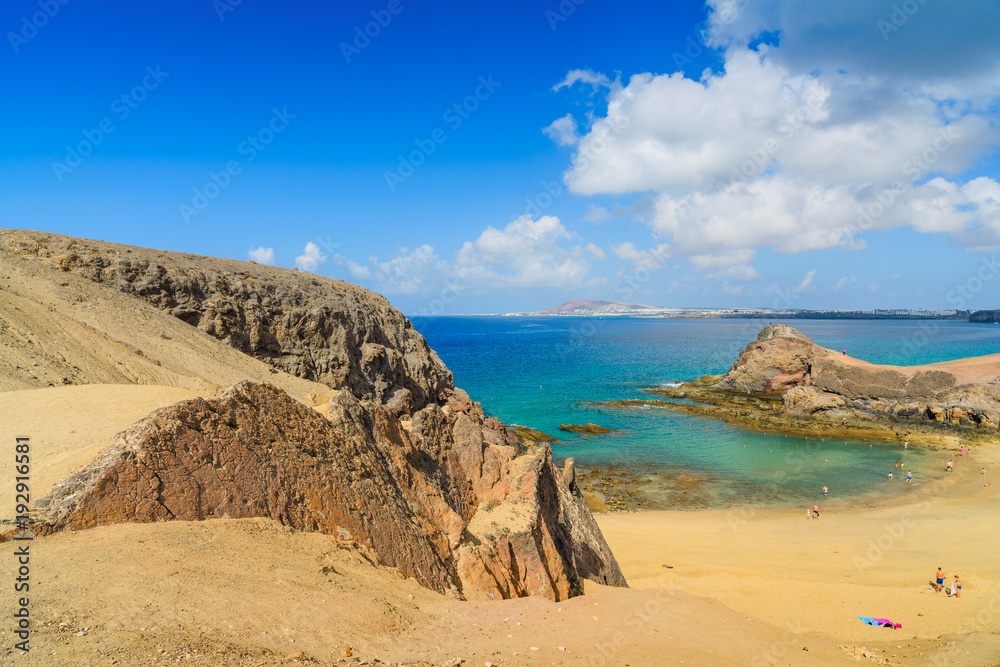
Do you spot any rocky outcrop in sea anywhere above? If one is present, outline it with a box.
[629,324,1000,443]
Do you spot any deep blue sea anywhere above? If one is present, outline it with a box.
[415,317,1000,507]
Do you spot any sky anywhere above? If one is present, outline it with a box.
[2,0,999,316]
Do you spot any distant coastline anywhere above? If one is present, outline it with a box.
[501,308,972,320]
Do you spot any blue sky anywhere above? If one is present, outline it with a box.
[2,0,999,315]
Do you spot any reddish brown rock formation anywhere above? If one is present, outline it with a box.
[714,324,1000,429]
[30,382,626,601]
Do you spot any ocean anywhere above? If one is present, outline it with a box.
[415,317,1000,508]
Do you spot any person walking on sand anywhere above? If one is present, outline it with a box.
[806,507,812,520]
[954,575,962,598]
[936,567,945,593]
[812,503,819,520]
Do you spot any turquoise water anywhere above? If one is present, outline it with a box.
[416,317,1000,506]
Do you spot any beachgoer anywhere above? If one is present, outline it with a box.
[906,470,912,483]
[843,417,847,427]
[895,460,899,469]
[842,349,847,355]
[954,575,962,598]
[823,485,828,497]
[904,441,908,449]
[806,508,812,520]
[950,578,957,597]
[961,446,965,456]
[936,567,945,592]
[888,472,893,482]
[812,504,819,520]
[947,459,953,472]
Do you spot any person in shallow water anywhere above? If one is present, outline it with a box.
[888,472,893,482]
[907,470,913,483]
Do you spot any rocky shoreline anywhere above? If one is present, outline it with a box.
[605,324,1000,449]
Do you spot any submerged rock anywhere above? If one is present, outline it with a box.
[559,423,619,434]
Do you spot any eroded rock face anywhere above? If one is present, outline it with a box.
[31,382,626,601]
[782,386,847,414]
[1,230,452,411]
[715,324,821,393]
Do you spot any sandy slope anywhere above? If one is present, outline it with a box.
[0,518,856,667]
[819,350,1000,386]
[0,250,334,404]
[0,385,202,510]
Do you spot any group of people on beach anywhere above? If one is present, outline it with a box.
[934,567,962,597]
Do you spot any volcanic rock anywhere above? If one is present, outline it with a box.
[27,382,626,601]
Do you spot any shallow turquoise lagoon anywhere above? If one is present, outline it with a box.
[416,317,999,506]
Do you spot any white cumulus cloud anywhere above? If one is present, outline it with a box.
[247,246,274,264]
[549,1,1000,266]
[294,242,326,271]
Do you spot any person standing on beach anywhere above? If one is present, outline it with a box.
[936,567,945,592]
[954,575,962,598]
[812,503,819,520]
[806,507,812,520]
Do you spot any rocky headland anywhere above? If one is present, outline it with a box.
[0,229,626,602]
[612,323,1000,446]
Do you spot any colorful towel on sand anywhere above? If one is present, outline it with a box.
[857,616,902,629]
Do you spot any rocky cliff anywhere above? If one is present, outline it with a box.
[2,230,626,601]
[970,309,1000,323]
[0,229,451,412]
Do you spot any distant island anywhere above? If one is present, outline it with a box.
[507,299,978,320]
